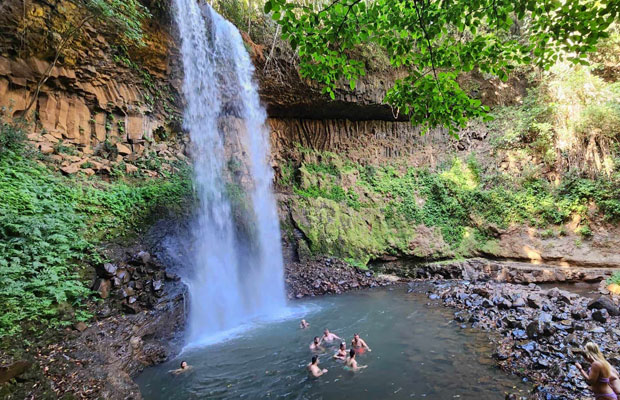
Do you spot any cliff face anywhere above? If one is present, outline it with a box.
[0,0,187,176]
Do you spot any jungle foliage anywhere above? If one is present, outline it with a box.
[265,0,619,135]
[0,121,193,338]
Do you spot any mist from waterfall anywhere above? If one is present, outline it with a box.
[172,0,286,345]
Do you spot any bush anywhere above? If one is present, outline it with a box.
[0,115,28,156]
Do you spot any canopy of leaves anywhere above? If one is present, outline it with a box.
[265,0,619,135]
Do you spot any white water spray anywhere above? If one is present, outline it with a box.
[173,0,286,345]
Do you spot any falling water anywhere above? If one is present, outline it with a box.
[173,0,286,345]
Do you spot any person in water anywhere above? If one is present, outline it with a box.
[300,319,309,329]
[307,355,327,377]
[309,336,324,351]
[169,361,191,375]
[345,349,367,371]
[322,328,342,342]
[333,342,348,360]
[575,342,618,399]
[351,333,371,353]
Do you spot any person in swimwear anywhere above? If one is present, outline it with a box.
[169,361,191,375]
[351,333,371,352]
[309,336,324,351]
[322,328,342,342]
[345,349,367,371]
[300,319,310,329]
[575,342,617,399]
[333,342,348,360]
[307,355,327,377]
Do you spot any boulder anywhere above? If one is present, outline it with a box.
[592,309,609,323]
[588,297,619,316]
[116,142,132,155]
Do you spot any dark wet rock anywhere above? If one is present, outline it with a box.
[526,321,544,339]
[117,269,130,284]
[534,357,551,369]
[527,294,543,309]
[571,308,588,320]
[588,296,620,316]
[102,263,118,277]
[592,309,609,323]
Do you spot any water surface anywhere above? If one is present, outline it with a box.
[137,286,530,399]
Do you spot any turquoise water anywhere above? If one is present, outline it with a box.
[137,286,529,399]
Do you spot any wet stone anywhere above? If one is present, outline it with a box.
[588,297,620,316]
[592,309,609,323]
[103,263,117,277]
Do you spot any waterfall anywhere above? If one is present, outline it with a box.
[173,0,286,345]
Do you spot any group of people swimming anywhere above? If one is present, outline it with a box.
[300,319,371,378]
[167,322,617,400]
[576,342,620,400]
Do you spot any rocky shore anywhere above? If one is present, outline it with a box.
[423,279,620,399]
[285,256,399,298]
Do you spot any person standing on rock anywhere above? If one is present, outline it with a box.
[309,336,324,351]
[575,342,618,399]
[307,355,327,378]
[351,333,371,353]
[322,328,342,343]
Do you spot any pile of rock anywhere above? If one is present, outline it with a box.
[92,250,181,315]
[285,257,396,299]
[34,249,187,399]
[426,280,620,399]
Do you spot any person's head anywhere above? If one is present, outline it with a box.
[313,336,320,344]
[311,355,318,365]
[324,328,330,335]
[180,361,188,369]
[301,319,306,324]
[340,342,346,350]
[353,333,360,340]
[349,349,356,358]
[584,342,611,375]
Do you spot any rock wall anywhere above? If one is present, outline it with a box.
[0,0,188,176]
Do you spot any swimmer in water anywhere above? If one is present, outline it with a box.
[345,349,367,371]
[169,361,191,375]
[333,342,348,360]
[351,333,371,352]
[307,355,328,377]
[322,328,342,342]
[309,336,324,351]
[300,319,310,329]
